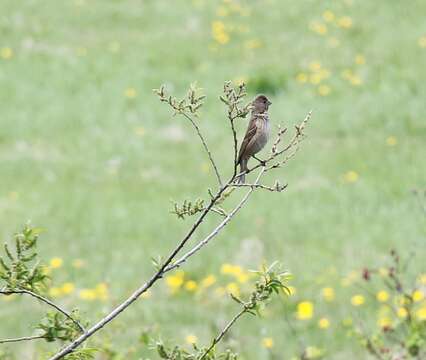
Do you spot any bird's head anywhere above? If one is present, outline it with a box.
[252,94,272,114]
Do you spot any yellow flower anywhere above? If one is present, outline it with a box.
[50,257,63,269]
[124,88,137,99]
[72,259,85,268]
[185,280,198,292]
[186,335,197,344]
[212,21,230,44]
[337,16,353,28]
[309,73,322,84]
[296,73,308,83]
[310,21,328,35]
[376,290,389,303]
[49,287,62,298]
[321,287,335,302]
[318,317,330,329]
[397,307,408,318]
[0,47,13,59]
[322,10,335,22]
[378,267,388,277]
[377,317,392,328]
[297,301,314,320]
[165,270,184,292]
[95,283,109,300]
[79,289,97,301]
[349,75,363,86]
[355,54,366,65]
[343,170,359,183]
[61,282,75,295]
[419,274,426,285]
[318,85,331,96]
[418,36,426,48]
[226,282,240,296]
[201,275,216,288]
[221,263,234,274]
[244,39,262,50]
[237,273,249,283]
[262,337,274,348]
[134,127,145,137]
[415,306,426,320]
[309,61,322,71]
[386,136,397,146]
[351,294,365,306]
[412,290,424,302]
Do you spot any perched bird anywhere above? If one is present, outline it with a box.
[237,94,272,183]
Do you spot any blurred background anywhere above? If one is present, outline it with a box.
[0,0,425,359]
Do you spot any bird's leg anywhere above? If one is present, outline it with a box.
[252,155,266,166]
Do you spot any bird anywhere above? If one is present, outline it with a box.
[236,94,272,183]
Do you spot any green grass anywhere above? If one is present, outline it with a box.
[0,0,425,359]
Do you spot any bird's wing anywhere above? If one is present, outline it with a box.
[237,116,259,162]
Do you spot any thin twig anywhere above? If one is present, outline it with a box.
[231,181,287,192]
[0,335,45,344]
[165,168,265,273]
[199,307,247,360]
[182,112,223,188]
[0,289,85,333]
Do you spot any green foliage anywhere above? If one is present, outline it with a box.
[156,342,238,360]
[0,224,48,293]
[171,198,206,220]
[36,310,84,342]
[62,348,98,360]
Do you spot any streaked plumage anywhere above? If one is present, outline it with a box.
[237,95,272,183]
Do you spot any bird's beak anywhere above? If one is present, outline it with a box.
[267,100,272,106]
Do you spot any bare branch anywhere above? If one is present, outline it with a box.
[0,334,45,344]
[231,180,287,192]
[199,307,246,360]
[0,289,85,333]
[181,112,223,188]
[164,168,265,273]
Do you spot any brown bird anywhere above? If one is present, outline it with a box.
[237,94,272,183]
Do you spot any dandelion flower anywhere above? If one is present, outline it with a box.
[351,294,365,306]
[296,73,308,83]
[124,88,137,99]
[318,85,331,96]
[318,317,330,329]
[50,257,63,269]
[79,289,97,301]
[418,36,426,48]
[355,54,366,65]
[343,171,359,183]
[386,136,397,146]
[415,306,426,320]
[201,275,216,288]
[185,280,198,292]
[323,10,335,22]
[226,282,240,296]
[186,335,197,344]
[397,307,408,318]
[262,337,274,348]
[377,317,392,328]
[321,287,335,302]
[297,301,314,320]
[412,290,424,302]
[61,282,75,295]
[0,47,13,59]
[376,290,389,303]
[49,287,62,298]
[338,16,353,28]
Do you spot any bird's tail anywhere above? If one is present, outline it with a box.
[237,158,247,184]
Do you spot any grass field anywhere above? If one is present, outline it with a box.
[1,0,425,359]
